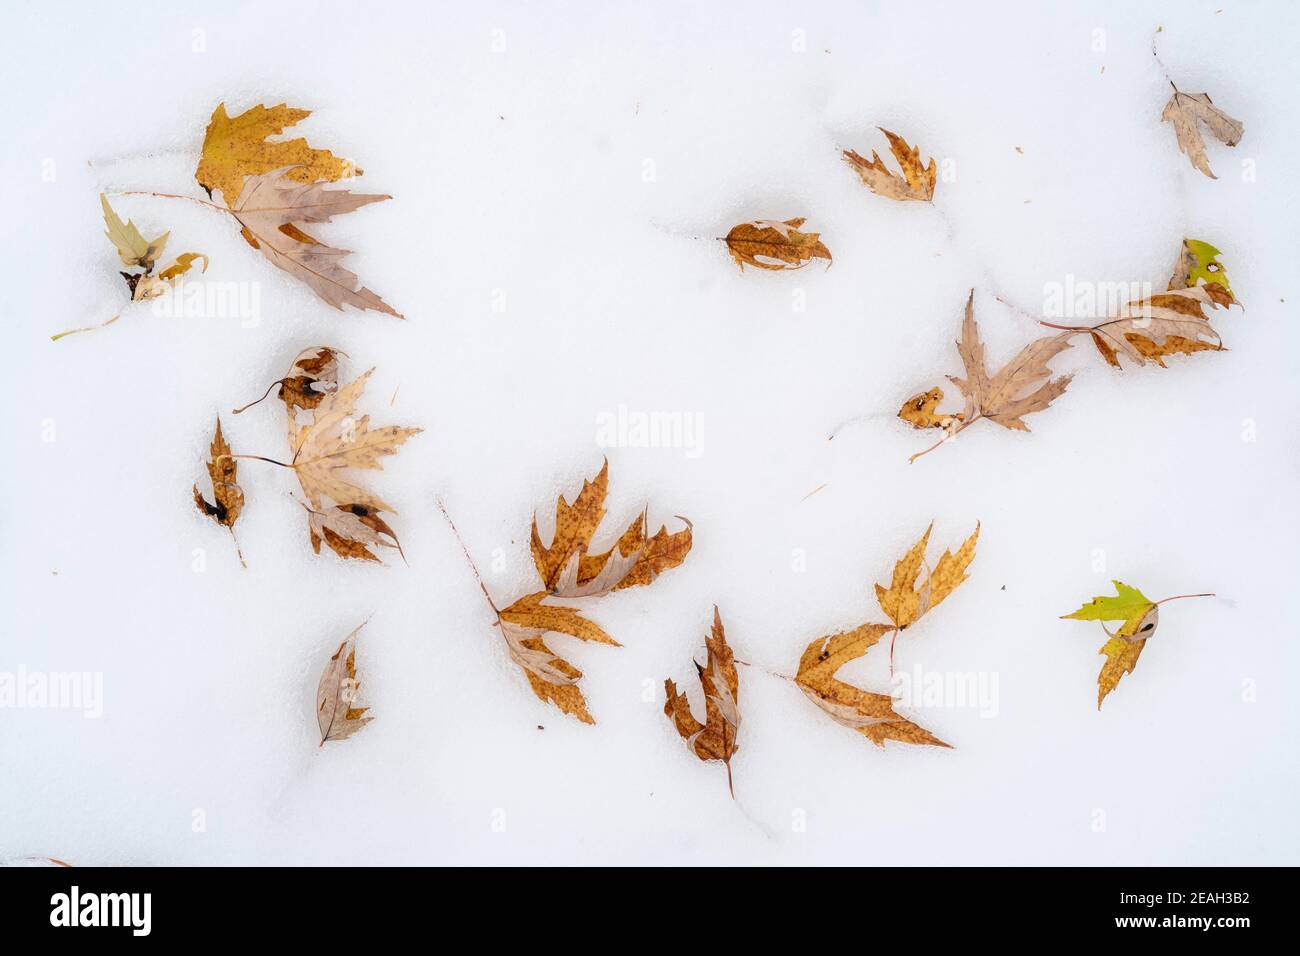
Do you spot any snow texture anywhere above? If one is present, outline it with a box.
[1,0,1297,865]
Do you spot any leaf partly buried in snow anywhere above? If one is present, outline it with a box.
[101,194,168,270]
[316,624,373,745]
[664,607,741,796]
[724,218,831,272]
[843,128,937,202]
[196,102,360,206]
[193,416,244,530]
[794,622,949,748]
[230,166,401,317]
[1160,90,1243,179]
[1168,238,1233,299]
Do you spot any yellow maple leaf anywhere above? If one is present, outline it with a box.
[195,102,360,206]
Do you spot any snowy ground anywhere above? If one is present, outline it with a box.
[1,0,1297,865]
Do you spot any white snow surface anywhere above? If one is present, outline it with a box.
[1,0,1298,866]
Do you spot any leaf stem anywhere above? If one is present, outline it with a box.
[435,497,500,615]
[51,313,122,342]
[1156,592,1215,605]
[229,453,295,469]
[113,190,230,215]
[231,380,286,415]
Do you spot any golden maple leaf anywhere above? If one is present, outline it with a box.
[195,102,360,206]
[664,607,741,796]
[843,128,937,202]
[498,591,619,725]
[874,523,980,632]
[724,218,831,271]
[795,622,948,748]
[530,459,692,598]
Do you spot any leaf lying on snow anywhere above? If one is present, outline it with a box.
[196,102,360,206]
[1168,238,1234,299]
[286,367,420,559]
[440,461,691,725]
[317,623,373,745]
[724,218,831,272]
[101,193,168,270]
[874,522,980,634]
[843,128,936,202]
[1082,284,1237,369]
[900,291,1074,461]
[530,459,692,598]
[230,166,400,317]
[193,416,246,567]
[224,356,419,562]
[664,607,741,796]
[1161,89,1242,179]
[795,622,949,749]
[1061,580,1213,709]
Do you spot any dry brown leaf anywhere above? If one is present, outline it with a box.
[874,522,980,632]
[530,460,692,598]
[230,166,400,317]
[287,367,421,517]
[196,102,360,206]
[663,607,741,796]
[305,502,405,564]
[316,623,373,745]
[843,128,937,202]
[897,387,954,430]
[498,591,619,724]
[193,416,244,530]
[1084,284,1236,368]
[1161,90,1243,179]
[904,291,1073,460]
[794,622,948,748]
[724,218,831,272]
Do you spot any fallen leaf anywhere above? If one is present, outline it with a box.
[795,622,948,748]
[317,623,373,744]
[498,590,618,725]
[157,252,209,282]
[101,193,168,270]
[196,102,360,205]
[843,128,937,202]
[1167,238,1233,299]
[445,462,689,724]
[1061,580,1158,709]
[230,166,400,317]
[531,460,692,597]
[305,502,405,564]
[874,522,980,631]
[1085,284,1235,368]
[902,291,1073,459]
[287,367,421,535]
[724,218,831,271]
[897,387,954,430]
[193,416,244,529]
[664,607,740,796]
[1161,89,1243,179]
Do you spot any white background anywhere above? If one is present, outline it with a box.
[1,0,1296,865]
